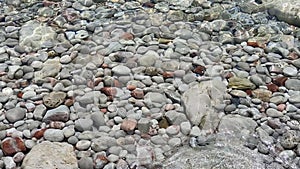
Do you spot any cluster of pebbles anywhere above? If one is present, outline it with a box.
[0,0,300,168]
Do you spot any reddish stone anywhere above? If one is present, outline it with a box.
[192,65,206,75]
[113,79,122,88]
[162,72,174,78]
[100,108,107,113]
[245,89,252,96]
[0,71,7,77]
[247,41,259,47]
[277,104,286,111]
[64,98,74,106]
[101,63,109,68]
[131,89,144,99]
[17,92,23,98]
[121,119,137,132]
[287,51,298,60]
[121,32,134,40]
[100,87,117,96]
[223,71,234,79]
[1,137,26,156]
[87,80,95,88]
[50,121,65,129]
[33,128,47,139]
[273,76,288,86]
[165,104,175,111]
[127,85,136,91]
[94,78,102,86]
[95,154,108,166]
[142,2,155,8]
[267,83,279,92]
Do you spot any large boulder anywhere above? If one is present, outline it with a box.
[182,78,226,131]
[19,20,57,51]
[22,141,78,169]
[265,0,300,27]
[162,143,267,169]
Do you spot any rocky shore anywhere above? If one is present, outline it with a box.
[0,0,300,168]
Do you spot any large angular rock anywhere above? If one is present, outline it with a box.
[264,0,300,27]
[22,141,78,169]
[162,143,267,169]
[19,20,57,51]
[218,114,257,139]
[182,79,226,131]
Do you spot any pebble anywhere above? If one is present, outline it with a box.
[5,108,26,123]
[75,118,93,131]
[0,1,299,168]
[43,129,65,142]
[2,157,16,169]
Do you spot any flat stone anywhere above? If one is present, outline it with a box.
[75,118,93,131]
[252,88,272,102]
[5,107,26,123]
[21,141,77,169]
[144,92,167,108]
[285,79,300,91]
[112,65,131,76]
[43,129,64,142]
[266,108,283,117]
[43,105,70,122]
[43,91,67,108]
[34,58,62,82]
[228,77,256,90]
[137,50,159,66]
[91,136,117,152]
[283,66,298,77]
[288,94,300,103]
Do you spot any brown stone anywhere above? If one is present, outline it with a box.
[121,119,137,132]
[121,32,134,40]
[267,83,279,92]
[131,89,144,99]
[159,117,170,129]
[33,128,47,139]
[127,85,136,91]
[49,121,65,129]
[277,104,286,111]
[273,76,288,86]
[100,87,117,96]
[287,51,298,60]
[1,137,26,156]
[64,98,74,107]
[252,89,272,102]
[163,72,174,78]
[192,65,206,75]
[142,2,155,8]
